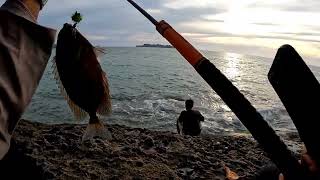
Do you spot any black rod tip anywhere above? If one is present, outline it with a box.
[127,0,158,26]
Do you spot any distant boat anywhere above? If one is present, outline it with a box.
[136,44,173,48]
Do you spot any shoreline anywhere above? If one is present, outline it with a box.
[5,119,282,179]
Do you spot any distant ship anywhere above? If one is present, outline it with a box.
[136,44,173,48]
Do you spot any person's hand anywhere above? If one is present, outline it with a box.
[301,153,319,173]
[279,152,320,180]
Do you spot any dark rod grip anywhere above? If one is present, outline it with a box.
[269,45,320,165]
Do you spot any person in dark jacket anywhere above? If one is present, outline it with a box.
[177,99,204,136]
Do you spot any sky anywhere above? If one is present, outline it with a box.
[2,0,320,65]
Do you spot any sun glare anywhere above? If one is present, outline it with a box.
[223,2,252,35]
[224,52,242,80]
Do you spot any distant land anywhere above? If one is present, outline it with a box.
[136,44,173,48]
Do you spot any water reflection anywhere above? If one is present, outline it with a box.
[224,52,243,80]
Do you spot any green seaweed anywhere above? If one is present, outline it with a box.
[72,11,83,27]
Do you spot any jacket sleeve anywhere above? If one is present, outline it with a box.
[194,110,204,122]
[199,113,204,122]
[177,112,184,134]
[0,1,56,159]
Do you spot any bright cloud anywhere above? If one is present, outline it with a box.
[163,0,217,9]
[174,0,320,63]
[146,9,162,14]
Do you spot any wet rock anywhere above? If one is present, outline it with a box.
[143,136,154,149]
[132,176,143,180]
[136,160,144,167]
[178,167,194,177]
[125,130,140,137]
[144,148,157,155]
[190,172,200,180]
[120,145,131,152]
[155,145,167,153]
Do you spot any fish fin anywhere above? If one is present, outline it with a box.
[94,47,107,59]
[94,45,111,115]
[51,57,88,120]
[82,119,112,142]
[97,72,112,116]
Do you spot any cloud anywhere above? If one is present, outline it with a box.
[199,36,320,58]
[163,0,216,9]
[248,0,320,12]
[0,0,319,65]
[145,9,162,14]
[85,35,109,41]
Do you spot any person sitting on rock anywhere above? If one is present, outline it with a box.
[177,99,204,136]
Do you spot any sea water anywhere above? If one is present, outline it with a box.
[22,47,320,136]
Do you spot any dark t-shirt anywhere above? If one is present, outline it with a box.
[178,110,204,136]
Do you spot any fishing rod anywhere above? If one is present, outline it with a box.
[127,0,306,179]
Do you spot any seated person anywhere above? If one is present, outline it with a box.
[177,99,204,136]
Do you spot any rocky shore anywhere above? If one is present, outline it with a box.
[1,119,288,179]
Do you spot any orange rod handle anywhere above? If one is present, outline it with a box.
[156,20,204,66]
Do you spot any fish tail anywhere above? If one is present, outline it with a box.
[82,117,112,142]
[52,57,88,120]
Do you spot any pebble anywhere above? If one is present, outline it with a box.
[136,160,144,167]
[143,136,154,149]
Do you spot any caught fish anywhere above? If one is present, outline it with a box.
[53,12,112,141]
